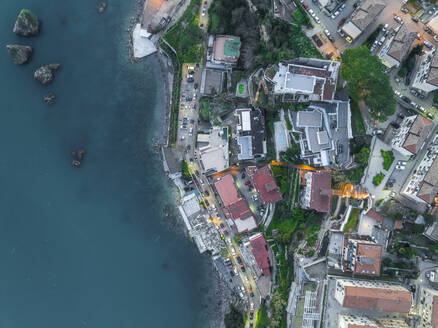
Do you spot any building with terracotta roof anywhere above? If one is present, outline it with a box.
[412,49,438,94]
[228,198,257,233]
[418,287,438,328]
[338,315,409,328]
[271,58,340,102]
[378,24,416,69]
[342,235,382,276]
[391,115,433,156]
[247,165,282,204]
[303,170,332,213]
[334,279,413,313]
[341,0,386,41]
[214,174,240,207]
[248,233,270,277]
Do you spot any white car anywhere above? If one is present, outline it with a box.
[315,16,320,23]
[396,165,406,170]
[324,29,331,37]
[394,90,401,97]
[309,9,315,16]
[397,160,407,165]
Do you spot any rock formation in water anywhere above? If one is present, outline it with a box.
[34,63,61,85]
[44,93,56,104]
[13,9,40,37]
[98,2,107,13]
[72,149,86,167]
[6,45,33,64]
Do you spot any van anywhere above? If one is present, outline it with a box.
[187,66,195,70]
[424,41,433,49]
[378,36,385,46]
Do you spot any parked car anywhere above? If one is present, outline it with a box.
[394,90,401,97]
[303,3,309,10]
[396,164,406,170]
[378,35,385,46]
[346,36,352,43]
[393,15,402,24]
[372,129,383,135]
[427,112,434,119]
[397,113,405,119]
[315,16,320,24]
[382,23,388,33]
[411,16,419,23]
[401,7,409,14]
[338,18,346,26]
[390,122,400,129]
[424,40,433,49]
[339,3,346,11]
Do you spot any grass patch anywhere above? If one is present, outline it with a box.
[344,208,361,232]
[375,199,384,207]
[381,150,395,171]
[350,98,366,136]
[163,0,205,63]
[373,172,385,186]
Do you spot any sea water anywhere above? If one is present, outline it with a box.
[0,0,214,326]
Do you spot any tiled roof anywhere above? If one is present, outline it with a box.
[251,166,282,204]
[249,234,270,276]
[417,156,438,204]
[228,198,253,221]
[394,220,403,230]
[387,25,416,62]
[364,209,383,223]
[351,0,385,31]
[309,171,332,213]
[343,285,412,312]
[355,243,382,276]
[403,115,433,154]
[214,174,239,207]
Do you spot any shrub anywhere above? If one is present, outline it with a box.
[373,172,385,186]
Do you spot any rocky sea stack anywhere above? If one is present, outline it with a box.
[13,9,40,37]
[6,45,33,64]
[34,63,61,85]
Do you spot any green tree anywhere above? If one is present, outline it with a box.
[355,147,370,166]
[341,46,395,120]
[224,305,244,328]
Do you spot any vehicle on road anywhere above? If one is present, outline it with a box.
[393,15,402,24]
[382,23,388,34]
[346,36,352,43]
[424,40,433,49]
[204,189,209,196]
[195,170,200,177]
[390,122,400,129]
[338,18,346,26]
[378,35,385,46]
[396,164,406,170]
[372,129,383,135]
[411,16,419,23]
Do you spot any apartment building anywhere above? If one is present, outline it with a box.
[334,279,413,313]
[411,49,438,95]
[418,287,438,328]
[391,115,433,157]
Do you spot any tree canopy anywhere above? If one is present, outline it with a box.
[224,305,244,328]
[341,46,395,121]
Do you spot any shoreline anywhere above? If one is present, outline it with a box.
[126,2,232,326]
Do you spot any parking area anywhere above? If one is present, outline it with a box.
[177,63,202,151]
[234,170,266,223]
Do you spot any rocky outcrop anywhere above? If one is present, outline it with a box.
[98,2,107,13]
[44,93,56,104]
[34,63,61,85]
[13,9,40,37]
[72,149,86,167]
[6,45,33,64]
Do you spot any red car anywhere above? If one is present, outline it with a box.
[303,3,309,10]
[245,180,251,185]
[338,18,346,26]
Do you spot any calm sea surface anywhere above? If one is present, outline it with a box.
[0,1,214,327]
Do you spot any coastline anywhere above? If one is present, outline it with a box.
[126,2,232,326]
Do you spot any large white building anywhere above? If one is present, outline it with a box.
[270,58,340,102]
[391,115,433,157]
[411,49,438,95]
[418,287,438,328]
[339,315,409,328]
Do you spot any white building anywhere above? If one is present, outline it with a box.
[271,58,340,102]
[411,49,438,95]
[418,287,438,328]
[339,315,409,328]
[198,126,229,173]
[391,115,433,157]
